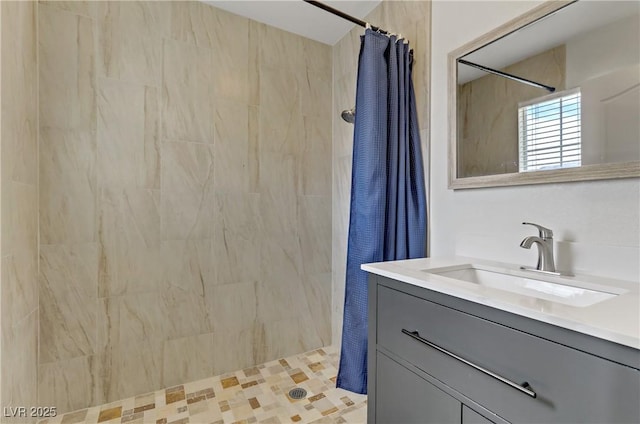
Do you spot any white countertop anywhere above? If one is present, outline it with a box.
[362,257,640,350]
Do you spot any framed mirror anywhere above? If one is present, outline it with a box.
[448,0,640,189]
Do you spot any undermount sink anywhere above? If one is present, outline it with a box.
[423,264,625,307]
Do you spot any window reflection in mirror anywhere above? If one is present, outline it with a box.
[456,1,639,179]
[518,88,581,173]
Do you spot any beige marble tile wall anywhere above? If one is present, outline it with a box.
[1,1,39,422]
[37,0,332,413]
[457,46,566,177]
[331,1,431,346]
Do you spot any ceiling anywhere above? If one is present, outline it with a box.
[458,1,640,84]
[206,1,381,45]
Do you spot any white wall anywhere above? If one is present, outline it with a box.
[566,14,640,89]
[430,1,640,282]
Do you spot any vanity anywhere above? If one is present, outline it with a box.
[360,0,640,420]
[364,258,640,423]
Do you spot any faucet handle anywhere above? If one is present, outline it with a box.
[522,222,553,239]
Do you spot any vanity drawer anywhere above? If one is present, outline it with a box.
[376,285,640,423]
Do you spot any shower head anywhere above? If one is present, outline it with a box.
[341,107,355,124]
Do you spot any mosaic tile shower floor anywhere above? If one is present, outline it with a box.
[40,346,367,424]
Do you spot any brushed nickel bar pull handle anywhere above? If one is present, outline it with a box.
[401,329,537,399]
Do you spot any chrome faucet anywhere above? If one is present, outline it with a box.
[520,222,557,274]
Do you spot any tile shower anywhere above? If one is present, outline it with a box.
[3,0,331,416]
[1,0,431,421]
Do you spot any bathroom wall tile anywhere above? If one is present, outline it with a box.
[38,354,101,415]
[39,243,98,363]
[110,187,161,263]
[162,287,211,340]
[31,1,334,411]
[248,106,260,193]
[206,282,257,334]
[259,150,298,196]
[96,81,160,190]
[379,0,421,33]
[331,183,349,346]
[161,141,215,240]
[143,87,162,190]
[1,0,37,186]
[364,3,384,32]
[301,116,331,196]
[257,239,305,323]
[9,182,37,255]
[6,118,37,187]
[213,99,250,193]
[96,297,119,354]
[162,239,215,294]
[411,19,431,132]
[102,287,209,349]
[97,188,162,297]
[170,0,246,52]
[96,189,118,297]
[97,1,170,87]
[332,74,357,158]
[420,128,430,208]
[162,38,214,144]
[126,181,160,240]
[210,9,249,103]
[332,155,353,254]
[332,26,361,81]
[1,311,38,417]
[257,317,323,365]
[212,193,261,285]
[100,339,164,403]
[170,0,212,46]
[248,22,260,107]
[302,38,332,77]
[211,327,257,376]
[1,251,38,332]
[163,333,215,389]
[256,23,304,71]
[259,154,298,241]
[97,78,145,189]
[298,196,331,275]
[0,164,12,266]
[332,265,347,347]
[415,81,430,135]
[301,272,332,346]
[298,71,331,119]
[1,0,38,415]
[116,292,169,345]
[259,67,302,156]
[38,0,98,19]
[39,3,96,131]
[39,128,97,245]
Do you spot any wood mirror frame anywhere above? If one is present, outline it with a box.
[448,0,640,190]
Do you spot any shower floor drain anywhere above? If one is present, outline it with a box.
[288,387,307,399]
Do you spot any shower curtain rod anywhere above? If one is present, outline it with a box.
[302,0,389,35]
[458,59,556,92]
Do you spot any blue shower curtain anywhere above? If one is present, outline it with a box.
[336,29,427,394]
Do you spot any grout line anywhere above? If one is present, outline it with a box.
[36,0,42,408]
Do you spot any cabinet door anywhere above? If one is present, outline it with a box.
[462,405,495,424]
[377,285,640,423]
[375,352,461,424]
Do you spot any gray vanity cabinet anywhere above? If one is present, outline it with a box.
[367,274,640,424]
[462,406,494,424]
[376,352,461,423]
